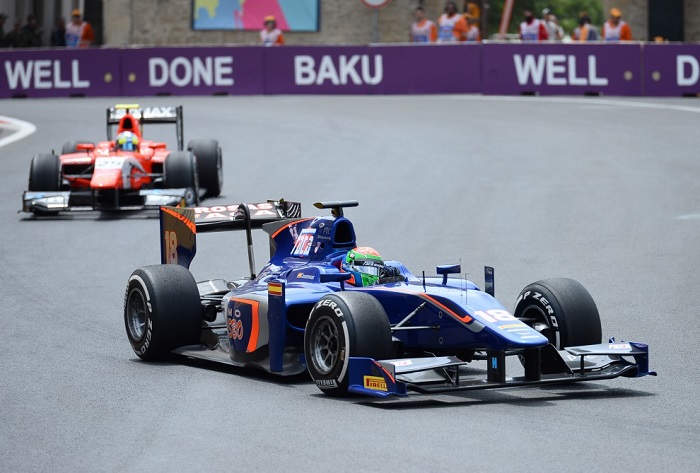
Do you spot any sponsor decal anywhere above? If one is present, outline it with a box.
[291,228,316,257]
[677,55,699,86]
[609,343,631,350]
[363,376,387,391]
[315,379,338,388]
[294,55,383,86]
[194,202,277,220]
[4,59,89,90]
[268,282,283,296]
[513,54,608,87]
[392,360,412,367]
[148,56,234,88]
[499,323,523,329]
[296,272,315,281]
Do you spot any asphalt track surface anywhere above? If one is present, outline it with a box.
[1,95,699,472]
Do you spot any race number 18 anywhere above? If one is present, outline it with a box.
[164,231,178,264]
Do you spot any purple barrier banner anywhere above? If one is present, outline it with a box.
[644,44,700,96]
[119,47,265,96]
[0,48,121,98]
[264,44,481,95]
[482,43,643,96]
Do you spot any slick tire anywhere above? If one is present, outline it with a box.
[28,153,61,192]
[61,141,94,155]
[513,278,602,350]
[164,151,199,206]
[304,292,392,396]
[188,139,222,198]
[124,265,202,361]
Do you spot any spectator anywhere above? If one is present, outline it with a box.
[436,1,467,43]
[572,14,599,42]
[541,8,564,41]
[22,14,42,47]
[602,7,632,41]
[410,6,436,43]
[260,15,284,46]
[50,17,66,47]
[463,15,480,42]
[0,13,8,47]
[65,9,94,48]
[519,9,548,42]
[6,18,30,48]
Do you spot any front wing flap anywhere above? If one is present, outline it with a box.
[22,189,188,213]
[346,338,656,397]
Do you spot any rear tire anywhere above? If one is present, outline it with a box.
[188,139,222,198]
[304,292,392,396]
[164,151,199,206]
[124,265,202,361]
[513,278,602,349]
[61,141,94,155]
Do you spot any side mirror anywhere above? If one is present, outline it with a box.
[436,264,461,285]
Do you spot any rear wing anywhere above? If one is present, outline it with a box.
[106,104,184,150]
[160,200,302,277]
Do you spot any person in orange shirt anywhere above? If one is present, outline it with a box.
[65,9,94,48]
[410,6,437,43]
[436,1,467,43]
[602,7,632,41]
[260,15,284,46]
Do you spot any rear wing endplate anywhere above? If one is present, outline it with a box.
[159,201,302,276]
[106,104,184,150]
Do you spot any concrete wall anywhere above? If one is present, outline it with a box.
[99,0,700,46]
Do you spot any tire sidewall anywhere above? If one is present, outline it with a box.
[304,295,353,394]
[514,283,568,349]
[124,271,160,359]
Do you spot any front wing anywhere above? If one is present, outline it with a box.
[346,339,657,398]
[22,189,189,213]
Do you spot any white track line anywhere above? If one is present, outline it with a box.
[0,115,37,148]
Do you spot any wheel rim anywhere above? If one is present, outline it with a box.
[310,316,340,375]
[517,303,558,347]
[126,288,147,341]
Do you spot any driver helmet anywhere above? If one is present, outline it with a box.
[343,247,384,287]
[116,131,139,152]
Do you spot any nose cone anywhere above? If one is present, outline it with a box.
[91,158,125,188]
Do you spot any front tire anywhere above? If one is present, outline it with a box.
[513,278,602,349]
[188,139,222,198]
[164,151,199,206]
[304,292,392,396]
[28,153,61,191]
[124,265,202,361]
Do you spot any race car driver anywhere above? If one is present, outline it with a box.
[115,131,139,152]
[342,247,402,287]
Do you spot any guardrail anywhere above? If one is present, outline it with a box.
[1,43,698,98]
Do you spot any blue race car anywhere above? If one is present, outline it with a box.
[123,200,655,397]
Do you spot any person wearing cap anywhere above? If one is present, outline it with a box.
[602,7,632,41]
[541,8,563,41]
[519,9,548,42]
[436,1,467,43]
[410,6,437,43]
[260,15,284,46]
[65,9,94,48]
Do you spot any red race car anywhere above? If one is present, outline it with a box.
[22,104,223,215]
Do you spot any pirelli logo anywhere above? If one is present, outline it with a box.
[268,282,283,296]
[363,376,387,391]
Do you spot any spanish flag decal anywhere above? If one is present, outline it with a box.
[268,282,283,296]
